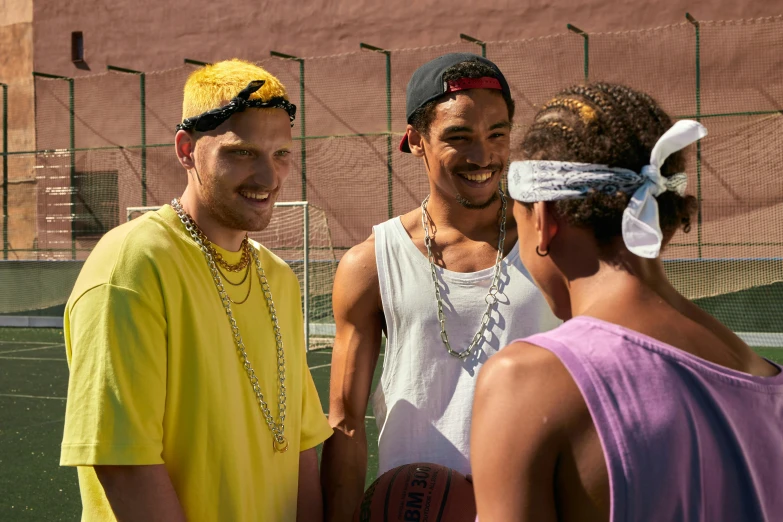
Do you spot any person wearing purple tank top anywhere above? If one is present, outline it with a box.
[470,83,783,522]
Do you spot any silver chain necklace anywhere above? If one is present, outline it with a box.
[171,198,289,453]
[420,189,507,360]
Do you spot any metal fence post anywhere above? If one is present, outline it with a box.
[686,13,703,259]
[303,202,310,351]
[270,52,306,201]
[108,66,146,206]
[460,34,487,57]
[360,43,393,219]
[33,72,75,259]
[567,24,589,82]
[1,82,7,260]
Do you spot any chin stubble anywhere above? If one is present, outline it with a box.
[456,190,499,210]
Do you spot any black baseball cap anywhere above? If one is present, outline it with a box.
[400,52,512,153]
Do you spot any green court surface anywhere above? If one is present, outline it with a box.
[0,328,382,521]
[0,327,780,520]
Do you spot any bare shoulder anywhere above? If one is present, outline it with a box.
[476,341,588,429]
[335,233,378,288]
[333,233,381,314]
[479,341,567,385]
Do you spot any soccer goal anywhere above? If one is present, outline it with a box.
[127,202,338,351]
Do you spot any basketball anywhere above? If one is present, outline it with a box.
[353,462,476,522]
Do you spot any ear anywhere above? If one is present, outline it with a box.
[406,124,427,158]
[175,129,196,169]
[533,201,558,254]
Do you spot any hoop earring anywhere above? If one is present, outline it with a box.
[536,246,549,257]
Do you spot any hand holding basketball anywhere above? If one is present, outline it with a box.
[354,463,475,522]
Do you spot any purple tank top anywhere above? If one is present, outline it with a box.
[524,316,783,522]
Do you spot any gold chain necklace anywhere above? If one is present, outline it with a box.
[227,262,253,305]
[217,261,251,287]
[191,226,251,272]
[215,258,253,305]
[211,239,251,272]
[171,198,288,453]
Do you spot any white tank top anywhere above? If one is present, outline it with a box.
[371,217,560,476]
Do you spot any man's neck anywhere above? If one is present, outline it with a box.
[178,189,246,252]
[424,188,504,240]
[566,249,671,320]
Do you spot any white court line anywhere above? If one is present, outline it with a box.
[0,393,66,401]
[19,418,66,430]
[741,333,783,347]
[308,352,384,357]
[324,413,375,420]
[0,356,65,361]
[0,344,63,354]
[0,340,61,345]
[308,353,385,372]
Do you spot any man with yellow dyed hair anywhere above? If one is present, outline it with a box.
[60,59,332,521]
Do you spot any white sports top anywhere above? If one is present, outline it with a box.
[371,217,560,476]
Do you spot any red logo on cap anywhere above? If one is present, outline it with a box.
[445,77,503,93]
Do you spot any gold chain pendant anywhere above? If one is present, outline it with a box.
[273,436,289,453]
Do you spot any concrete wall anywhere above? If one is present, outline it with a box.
[31,0,781,77]
[6,0,783,268]
[0,0,35,150]
[0,0,36,258]
[0,0,32,88]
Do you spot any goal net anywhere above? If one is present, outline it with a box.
[126,202,337,350]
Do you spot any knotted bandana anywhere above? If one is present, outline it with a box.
[508,120,708,258]
[177,80,296,132]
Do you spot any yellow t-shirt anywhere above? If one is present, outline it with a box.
[61,205,332,522]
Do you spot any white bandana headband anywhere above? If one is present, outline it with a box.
[508,119,708,258]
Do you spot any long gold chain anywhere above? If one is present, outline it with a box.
[420,189,507,360]
[212,251,253,304]
[217,261,251,287]
[171,198,288,453]
[226,261,253,305]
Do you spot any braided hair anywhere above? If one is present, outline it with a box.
[520,82,697,244]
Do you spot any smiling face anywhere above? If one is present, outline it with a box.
[408,89,511,209]
[178,107,293,233]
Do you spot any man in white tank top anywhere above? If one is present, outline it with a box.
[321,53,559,521]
